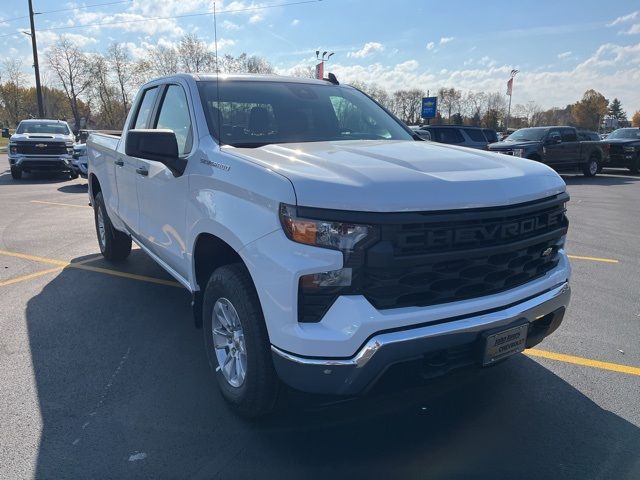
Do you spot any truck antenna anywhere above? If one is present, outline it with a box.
[213,1,223,146]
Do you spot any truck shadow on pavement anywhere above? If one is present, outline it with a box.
[561,172,640,186]
[57,183,89,194]
[24,253,640,480]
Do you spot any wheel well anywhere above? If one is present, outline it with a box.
[527,154,540,161]
[590,150,601,160]
[90,174,101,202]
[192,234,245,328]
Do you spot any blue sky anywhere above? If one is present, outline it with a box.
[2,0,639,113]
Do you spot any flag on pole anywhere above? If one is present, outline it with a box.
[315,62,324,80]
[506,77,513,96]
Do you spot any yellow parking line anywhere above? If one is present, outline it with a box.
[0,249,181,288]
[525,349,640,376]
[0,249,69,267]
[568,255,619,264]
[30,200,91,209]
[69,263,182,288]
[0,266,64,287]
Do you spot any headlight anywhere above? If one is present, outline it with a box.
[513,148,525,157]
[9,144,17,154]
[67,147,74,154]
[279,204,374,257]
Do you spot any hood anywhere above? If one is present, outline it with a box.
[603,138,640,145]
[488,140,540,150]
[225,140,565,212]
[10,133,74,143]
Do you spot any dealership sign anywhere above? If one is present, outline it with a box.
[421,97,437,118]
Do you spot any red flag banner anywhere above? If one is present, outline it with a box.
[315,62,324,80]
[506,77,513,96]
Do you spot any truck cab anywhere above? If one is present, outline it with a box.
[88,74,571,417]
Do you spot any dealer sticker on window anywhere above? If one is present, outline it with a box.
[482,323,528,366]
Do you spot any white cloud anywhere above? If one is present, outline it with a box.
[37,31,99,48]
[329,41,640,113]
[426,42,435,51]
[621,23,640,35]
[348,42,385,58]
[291,19,300,26]
[439,36,454,45]
[249,13,263,24]
[607,10,638,26]
[222,20,241,30]
[557,51,572,59]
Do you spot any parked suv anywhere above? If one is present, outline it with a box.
[88,74,571,417]
[418,125,498,150]
[8,119,77,180]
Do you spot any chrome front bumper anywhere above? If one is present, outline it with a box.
[271,282,571,395]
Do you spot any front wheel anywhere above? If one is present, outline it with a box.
[93,192,132,261]
[10,166,22,180]
[629,154,640,174]
[583,155,599,177]
[203,263,279,418]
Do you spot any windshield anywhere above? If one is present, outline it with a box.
[197,80,412,147]
[16,122,70,135]
[506,128,548,142]
[607,128,640,140]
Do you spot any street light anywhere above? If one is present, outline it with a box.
[505,69,519,134]
[315,50,335,79]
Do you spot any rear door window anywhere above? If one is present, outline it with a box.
[433,127,465,144]
[482,129,498,143]
[561,128,577,142]
[132,86,159,130]
[463,128,486,142]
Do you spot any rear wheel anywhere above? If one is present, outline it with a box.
[69,169,79,180]
[93,192,131,261]
[10,166,22,180]
[583,154,599,177]
[203,263,279,418]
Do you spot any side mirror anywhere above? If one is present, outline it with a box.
[125,129,186,176]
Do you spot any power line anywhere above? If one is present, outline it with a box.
[41,0,321,33]
[37,0,133,16]
[0,15,29,26]
[0,0,322,39]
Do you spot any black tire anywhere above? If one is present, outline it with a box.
[203,263,279,418]
[10,166,22,180]
[583,154,599,177]
[629,154,640,174]
[93,192,131,261]
[69,170,79,180]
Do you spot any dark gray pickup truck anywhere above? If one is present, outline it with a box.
[488,126,605,177]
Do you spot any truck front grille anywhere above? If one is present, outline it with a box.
[297,193,568,322]
[16,142,68,155]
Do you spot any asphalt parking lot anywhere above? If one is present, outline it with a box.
[0,154,638,479]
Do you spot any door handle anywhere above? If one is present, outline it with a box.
[136,167,149,176]
[114,159,124,166]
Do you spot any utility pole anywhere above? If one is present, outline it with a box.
[27,0,44,118]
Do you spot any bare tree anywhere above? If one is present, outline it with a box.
[437,87,462,123]
[178,34,216,73]
[107,43,135,123]
[151,46,179,76]
[89,55,122,128]
[46,37,91,130]
[290,65,316,79]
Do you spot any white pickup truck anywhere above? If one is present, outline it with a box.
[87,74,571,417]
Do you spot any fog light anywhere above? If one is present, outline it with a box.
[301,268,352,288]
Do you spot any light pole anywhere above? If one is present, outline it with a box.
[315,50,334,79]
[505,69,519,134]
